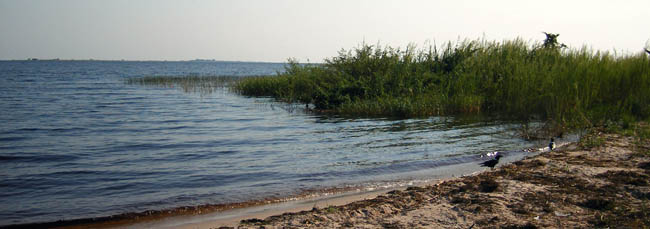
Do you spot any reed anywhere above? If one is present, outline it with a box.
[127,75,245,95]
[233,37,650,128]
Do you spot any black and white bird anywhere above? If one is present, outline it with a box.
[549,138,556,151]
[479,153,503,169]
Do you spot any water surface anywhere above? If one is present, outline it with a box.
[0,60,543,226]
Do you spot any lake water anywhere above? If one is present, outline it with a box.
[0,60,545,226]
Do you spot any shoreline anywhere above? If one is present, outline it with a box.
[3,141,551,229]
[3,148,544,229]
[123,185,407,229]
[135,146,550,228]
[223,132,649,228]
[121,157,510,229]
[17,135,647,228]
[1,163,493,229]
[8,131,649,228]
[5,132,648,228]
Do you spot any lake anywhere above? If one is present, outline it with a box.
[0,60,545,226]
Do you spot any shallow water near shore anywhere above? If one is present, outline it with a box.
[0,61,556,226]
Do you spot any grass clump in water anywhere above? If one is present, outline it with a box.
[234,34,650,128]
[127,75,251,95]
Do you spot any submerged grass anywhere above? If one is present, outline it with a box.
[233,37,650,129]
[127,75,253,95]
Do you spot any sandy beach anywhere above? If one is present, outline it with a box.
[217,131,650,228]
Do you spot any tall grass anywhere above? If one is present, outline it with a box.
[127,75,244,95]
[234,38,650,128]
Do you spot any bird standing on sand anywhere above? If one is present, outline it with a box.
[479,153,502,169]
[549,138,556,151]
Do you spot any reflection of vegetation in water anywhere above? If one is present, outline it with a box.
[234,34,650,130]
[126,75,252,95]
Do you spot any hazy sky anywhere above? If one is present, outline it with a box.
[1,0,648,62]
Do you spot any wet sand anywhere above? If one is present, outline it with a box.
[117,151,541,228]
[122,188,393,229]
[111,158,504,228]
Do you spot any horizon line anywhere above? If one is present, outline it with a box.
[0,58,301,64]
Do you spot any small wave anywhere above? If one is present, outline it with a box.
[0,136,28,142]
[0,155,28,161]
[170,150,241,161]
[0,154,78,163]
[9,127,86,133]
[248,182,284,188]
[101,143,164,153]
[185,171,282,188]
[296,177,326,182]
[50,127,86,132]
[46,170,102,176]
[16,128,42,132]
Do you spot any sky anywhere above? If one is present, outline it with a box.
[1,0,649,62]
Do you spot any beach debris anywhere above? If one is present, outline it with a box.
[554,211,570,217]
[482,151,499,158]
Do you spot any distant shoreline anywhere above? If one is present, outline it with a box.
[0,59,290,64]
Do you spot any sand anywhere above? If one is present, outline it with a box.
[119,154,535,229]
[223,131,650,228]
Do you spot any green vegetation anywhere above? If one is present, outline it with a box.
[325,206,339,213]
[234,35,650,129]
[126,75,242,95]
[578,121,650,159]
[579,130,606,149]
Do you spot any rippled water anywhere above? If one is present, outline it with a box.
[0,61,543,226]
